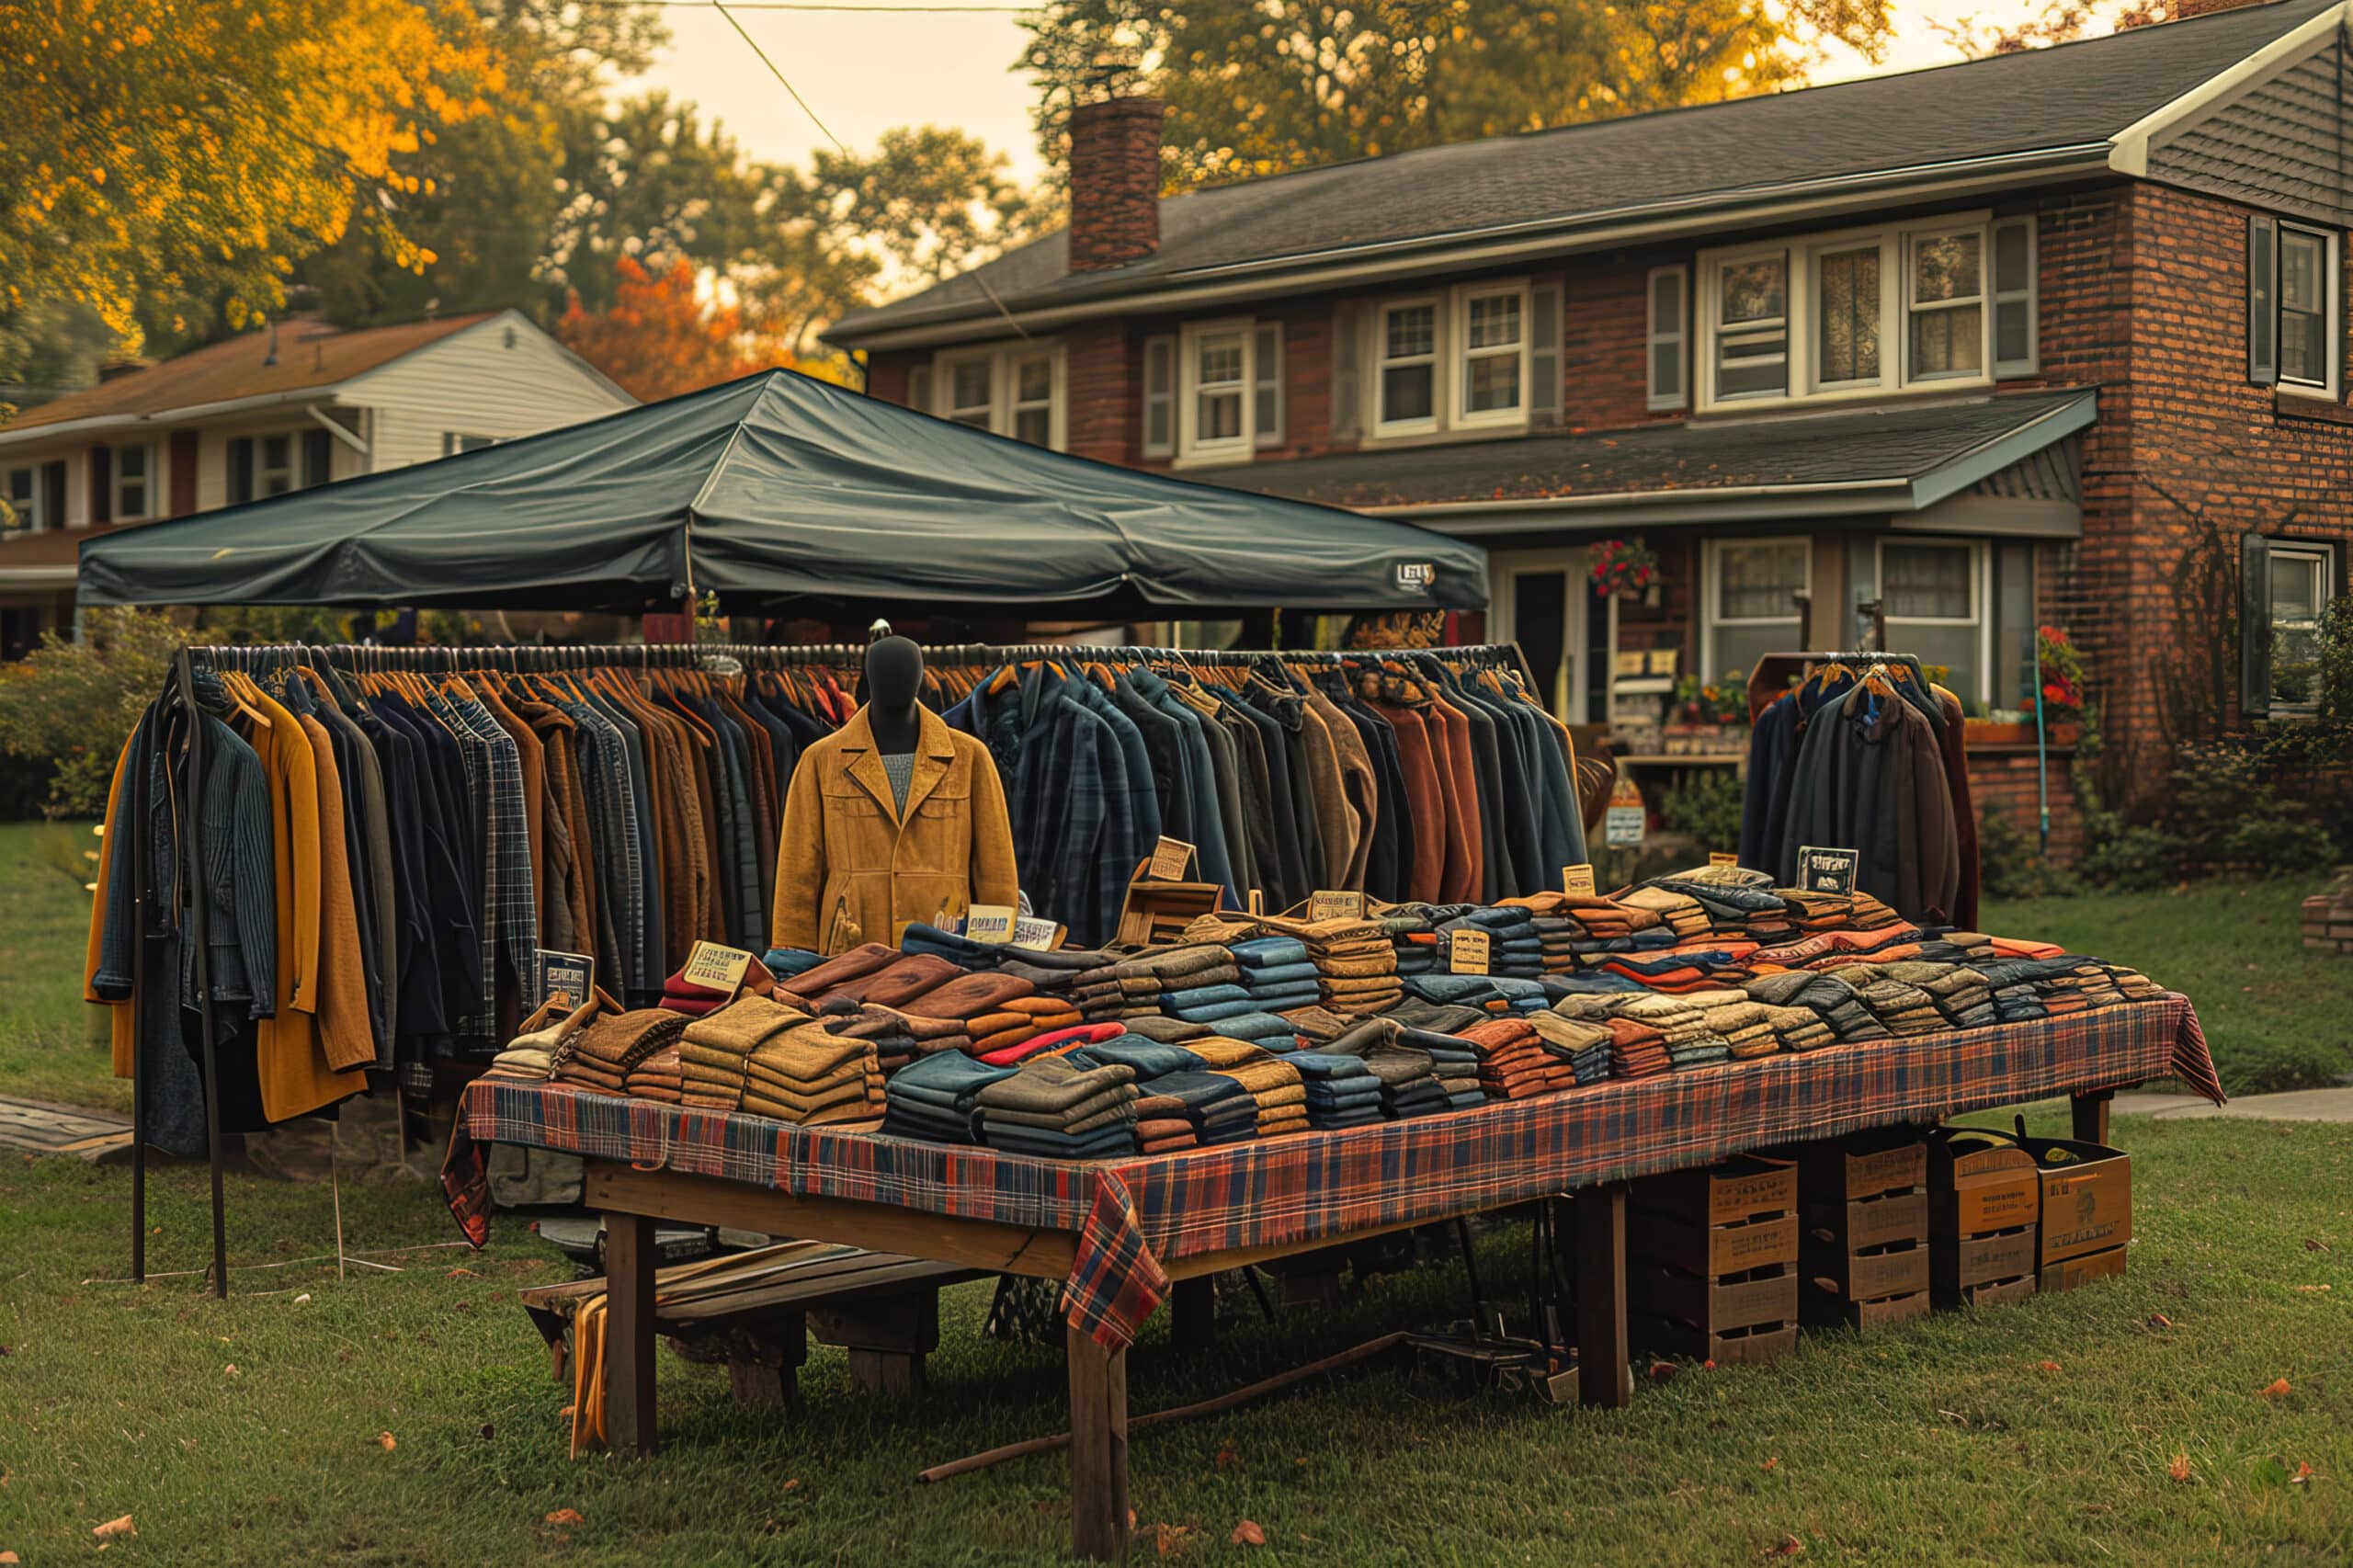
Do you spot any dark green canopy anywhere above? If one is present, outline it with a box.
[77,369,1486,615]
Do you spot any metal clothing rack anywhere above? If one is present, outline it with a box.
[1743,650,1933,725]
[129,639,1541,1292]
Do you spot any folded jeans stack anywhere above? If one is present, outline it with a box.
[1287,1051,1384,1128]
[1132,1092,1199,1153]
[880,1049,1017,1144]
[1529,1012,1615,1083]
[973,1056,1141,1159]
[1606,1017,1672,1080]
[1144,1071,1260,1146]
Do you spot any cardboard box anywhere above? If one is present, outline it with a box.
[2037,1156,2131,1265]
[1631,1316,1798,1366]
[2042,1244,2127,1292]
[1794,1128,1927,1202]
[1629,1210,1800,1278]
[1634,1156,1796,1229]
[1629,1263,1796,1335]
[1926,1129,2041,1238]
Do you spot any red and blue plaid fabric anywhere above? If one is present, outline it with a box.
[448,994,2217,1349]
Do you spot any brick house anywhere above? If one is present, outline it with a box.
[828,0,2353,854]
[0,310,633,657]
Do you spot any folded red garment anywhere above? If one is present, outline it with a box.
[1025,1022,1130,1056]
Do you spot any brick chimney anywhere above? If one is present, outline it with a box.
[1066,97,1166,273]
[2156,0,2259,18]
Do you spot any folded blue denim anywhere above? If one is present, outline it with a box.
[1288,1053,1376,1082]
[1230,937,1310,968]
[987,1128,1139,1159]
[890,1051,1022,1097]
[1215,1011,1301,1040]
[1077,1038,1208,1079]
[1308,1108,1384,1129]
[1163,983,1251,1008]
[1241,961,1322,988]
[1167,994,1288,1024]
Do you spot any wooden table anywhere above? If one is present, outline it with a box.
[583,1088,2114,1561]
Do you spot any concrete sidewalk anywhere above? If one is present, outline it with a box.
[2111,1085,2353,1123]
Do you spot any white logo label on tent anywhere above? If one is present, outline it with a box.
[1394,562,1435,593]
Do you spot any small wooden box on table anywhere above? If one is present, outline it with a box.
[1797,1129,1930,1331]
[1627,1156,1800,1364]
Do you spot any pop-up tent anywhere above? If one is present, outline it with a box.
[77,369,1486,615]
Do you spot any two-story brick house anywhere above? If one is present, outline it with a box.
[0,309,633,657]
[830,0,2353,851]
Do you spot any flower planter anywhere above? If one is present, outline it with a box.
[1964,719,2078,747]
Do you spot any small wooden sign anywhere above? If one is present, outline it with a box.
[1795,846,1860,896]
[1449,928,1492,975]
[1010,915,1063,950]
[1308,889,1367,923]
[535,949,595,1012]
[1560,863,1596,897]
[681,940,755,992]
[964,903,1017,944]
[1147,835,1198,881]
[1247,888,1265,917]
[1709,851,1740,869]
[1613,651,1648,677]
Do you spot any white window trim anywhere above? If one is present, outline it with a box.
[1903,222,1991,386]
[1176,316,1256,464]
[926,342,1069,450]
[108,442,157,521]
[2277,222,2340,399]
[4,464,40,534]
[1695,210,2010,415]
[256,433,299,497]
[1878,536,1993,702]
[1252,323,1285,450]
[1992,216,2038,378]
[2268,542,2333,716]
[1646,266,1688,412]
[1451,280,1531,429]
[1373,295,1443,438]
[1700,536,1813,678]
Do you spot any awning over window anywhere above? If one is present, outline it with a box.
[77,369,1488,614]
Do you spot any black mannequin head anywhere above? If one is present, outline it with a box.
[865,635,925,753]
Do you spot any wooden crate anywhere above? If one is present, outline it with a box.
[1797,1131,1929,1330]
[1793,1127,1927,1203]
[1628,1158,1801,1363]
[2043,1245,2127,1292]
[1629,1261,1797,1338]
[1630,1316,1798,1366]
[1926,1131,2040,1239]
[1633,1155,1796,1231]
[1933,1223,2039,1308]
[1957,1274,2039,1307]
[1630,1209,1800,1278]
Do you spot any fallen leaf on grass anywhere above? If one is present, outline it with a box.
[377,1432,396,1451]
[782,1479,800,1491]
[293,1294,311,1305]
[448,1267,479,1278]
[1761,1457,1779,1472]
[2305,1239,2330,1253]
[1214,1445,1236,1470]
[2291,1461,2316,1485]
[544,1509,583,1527]
[1231,1520,1266,1547]
[1648,1361,1677,1381]
[2294,1284,2331,1294]
[1764,1534,1803,1556]
[2146,1313,2172,1330]
[2,1548,18,1562]
[93,1516,135,1540]
[1153,1522,1196,1555]
[2037,1360,2063,1375]
[2259,1379,2292,1399]
[222,1364,238,1377]
[2169,1453,2193,1483]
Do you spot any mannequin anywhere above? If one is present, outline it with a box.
[770,631,1020,954]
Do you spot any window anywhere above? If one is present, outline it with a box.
[2268,544,2331,712]
[1377,300,1439,433]
[1647,267,1688,410]
[1456,284,1528,425]
[1992,217,2037,376]
[441,433,495,457]
[1253,324,1284,448]
[1190,327,1247,452]
[258,434,298,497]
[926,343,1067,448]
[1906,229,1984,381]
[1173,318,1279,462]
[5,465,40,532]
[1695,212,2031,411]
[2279,225,2332,392]
[1703,537,1811,681]
[1880,538,1984,698]
[227,430,330,503]
[1141,335,1176,458]
[111,443,154,520]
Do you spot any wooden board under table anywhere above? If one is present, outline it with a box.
[582,1084,2119,1562]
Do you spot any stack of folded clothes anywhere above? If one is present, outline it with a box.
[761,947,825,984]
[1696,994,1782,1060]
[905,968,1037,1030]
[1191,1038,1308,1137]
[1529,1012,1614,1085]
[1289,1051,1385,1128]
[557,1006,689,1094]
[1604,1016,1672,1081]
[1638,869,1797,943]
[973,1056,1140,1159]
[1593,947,1756,993]
[826,1004,972,1076]
[1145,1070,1259,1145]
[830,953,964,1011]
[1611,991,1705,1048]
[660,969,737,1017]
[1132,1091,1199,1153]
[984,1020,1122,1067]
[678,995,809,1109]
[1759,1003,1836,1052]
[1782,889,1905,934]
[772,943,901,1007]
[1741,971,1886,1043]
[740,1017,883,1125]
[1374,907,1439,976]
[624,1043,685,1103]
[1619,884,1713,941]
[1915,932,1998,964]
[972,994,1084,1059]
[1074,946,1238,1026]
[1404,971,1551,1016]
[1230,937,1324,1014]
[1851,974,1946,1036]
[1290,916,1403,1017]
[1904,963,1995,1028]
[1415,1034,1488,1108]
[1438,904,1545,978]
[483,996,599,1082]
[1666,1030,1733,1071]
[1312,1019,1446,1119]
[1077,1033,1207,1081]
[880,1050,1017,1143]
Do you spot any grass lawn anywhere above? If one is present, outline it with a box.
[0,819,121,1116]
[1984,880,2353,1094]
[0,1111,2346,1563]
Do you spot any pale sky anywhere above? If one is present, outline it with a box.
[631,2,2117,195]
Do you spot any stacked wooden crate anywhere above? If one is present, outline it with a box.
[1927,1129,2040,1308]
[1797,1129,1931,1331]
[1628,1156,1800,1365]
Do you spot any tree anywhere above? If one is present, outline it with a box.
[1931,0,2172,57]
[0,0,500,361]
[812,127,1060,283]
[1017,0,1897,189]
[555,255,768,402]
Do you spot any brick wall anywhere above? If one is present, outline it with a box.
[865,353,913,406]
[1969,751,2086,864]
[1063,319,1134,463]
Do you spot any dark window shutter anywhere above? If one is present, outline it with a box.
[2240,532,2273,715]
[302,428,333,488]
[1330,301,1361,444]
[2248,214,2279,385]
[89,446,111,526]
[40,460,65,532]
[1529,281,1563,431]
[229,437,255,505]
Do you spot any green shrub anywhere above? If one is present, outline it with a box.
[1977,811,2077,900]
[0,607,188,819]
[1655,768,1744,856]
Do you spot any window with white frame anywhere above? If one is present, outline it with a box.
[111,443,155,520]
[1703,537,1811,682]
[928,344,1066,448]
[1167,319,1281,462]
[2268,543,2332,712]
[1880,538,1985,699]
[1696,212,2036,412]
[1185,323,1249,457]
[2279,224,2334,392]
[257,433,298,497]
[1376,300,1439,433]
[3,466,38,532]
[441,433,495,457]
[1647,267,1688,410]
[1456,283,1528,426]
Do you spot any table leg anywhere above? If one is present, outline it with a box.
[606,1212,658,1457]
[1171,1277,1215,1351]
[1065,1323,1131,1561]
[2071,1090,2112,1146]
[1575,1184,1632,1410]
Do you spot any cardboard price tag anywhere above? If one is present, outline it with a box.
[1604,806,1644,847]
[681,940,755,992]
[1010,915,1062,950]
[535,949,595,1012]
[1449,927,1491,975]
[1795,846,1860,896]
[1307,889,1366,923]
[1709,851,1739,869]
[964,904,1017,944]
[1560,863,1596,897]
[1146,835,1197,881]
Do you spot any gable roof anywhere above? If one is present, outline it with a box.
[832,0,2344,347]
[0,312,502,437]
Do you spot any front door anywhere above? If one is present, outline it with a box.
[1489,550,1592,723]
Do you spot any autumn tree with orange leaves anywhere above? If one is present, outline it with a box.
[555,256,778,403]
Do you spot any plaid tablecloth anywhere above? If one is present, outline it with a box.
[446,994,2218,1350]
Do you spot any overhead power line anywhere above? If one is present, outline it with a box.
[646,3,1028,12]
[710,0,851,152]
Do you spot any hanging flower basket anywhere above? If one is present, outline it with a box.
[1588,538,1659,602]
